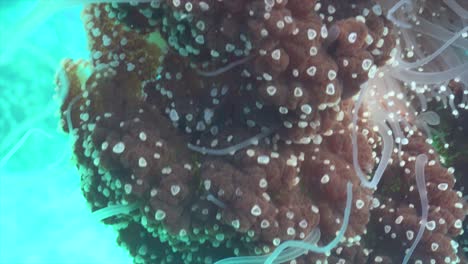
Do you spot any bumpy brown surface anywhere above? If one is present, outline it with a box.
[368,133,466,263]
[56,1,467,263]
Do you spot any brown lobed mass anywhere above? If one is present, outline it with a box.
[55,1,467,263]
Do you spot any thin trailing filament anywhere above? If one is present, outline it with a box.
[413,18,468,50]
[351,84,395,189]
[0,128,53,169]
[390,62,468,85]
[398,26,468,69]
[443,0,468,19]
[387,0,413,29]
[187,128,273,156]
[402,154,429,264]
[263,182,353,264]
[66,95,82,144]
[206,194,226,209]
[92,202,139,221]
[196,56,253,77]
[214,229,321,264]
[215,182,352,264]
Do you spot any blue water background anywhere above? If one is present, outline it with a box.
[0,1,132,263]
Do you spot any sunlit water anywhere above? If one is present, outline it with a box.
[0,1,132,263]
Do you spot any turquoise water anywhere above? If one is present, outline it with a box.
[1,1,466,264]
[0,2,132,263]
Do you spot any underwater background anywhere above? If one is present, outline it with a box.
[0,1,132,263]
[0,1,467,264]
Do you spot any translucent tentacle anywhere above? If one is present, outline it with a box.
[402,154,429,264]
